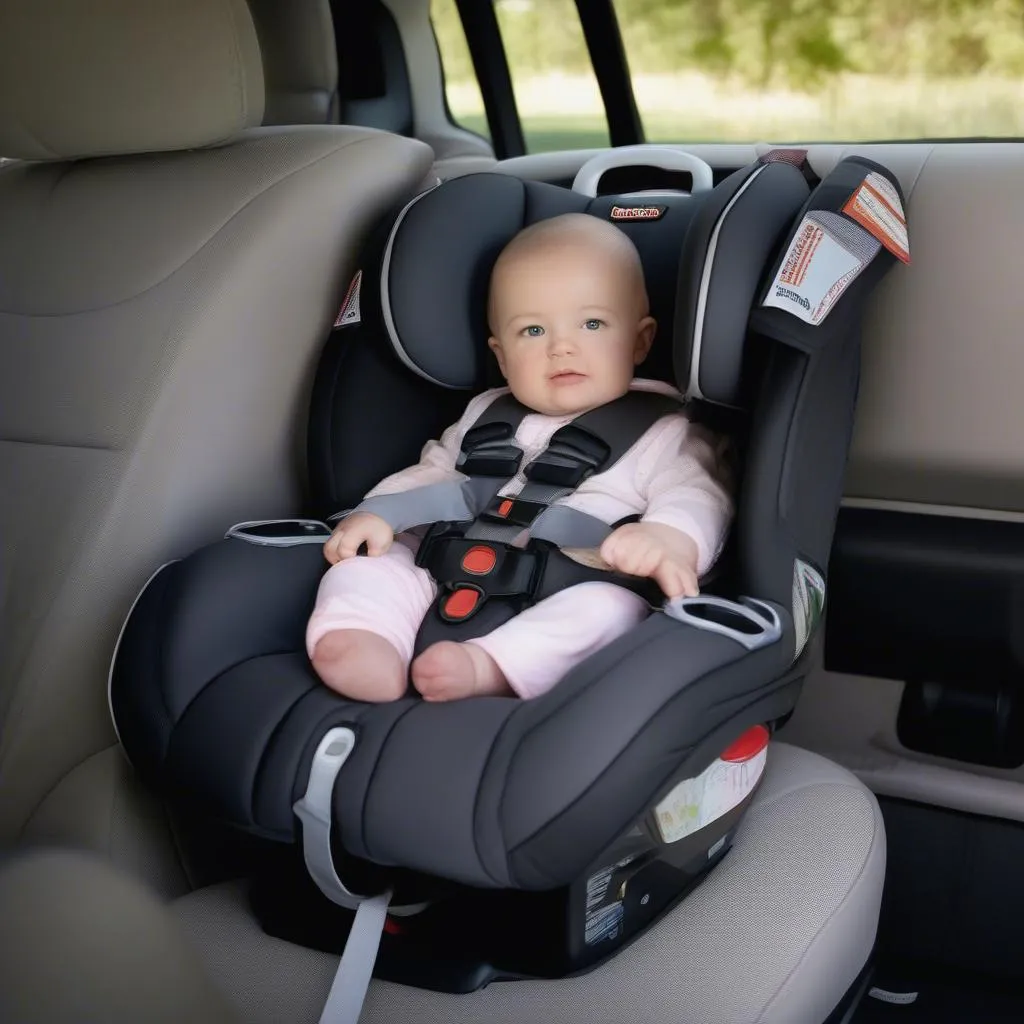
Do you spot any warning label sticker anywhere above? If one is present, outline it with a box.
[842,172,910,264]
[762,215,866,325]
[334,270,362,328]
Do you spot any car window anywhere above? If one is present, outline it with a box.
[431,0,610,152]
[435,0,1024,149]
[431,0,491,143]
[614,0,1024,142]
[492,0,610,151]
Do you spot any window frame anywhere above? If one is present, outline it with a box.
[443,0,643,157]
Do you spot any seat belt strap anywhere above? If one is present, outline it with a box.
[318,891,391,1024]
[293,728,392,1024]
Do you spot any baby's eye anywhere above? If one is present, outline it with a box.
[583,319,605,331]
[522,325,545,337]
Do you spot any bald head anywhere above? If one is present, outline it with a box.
[484,212,658,416]
[488,213,649,333]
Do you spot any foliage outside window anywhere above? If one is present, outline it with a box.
[434,0,1024,149]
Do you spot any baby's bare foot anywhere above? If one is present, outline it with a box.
[411,641,512,702]
[312,629,406,702]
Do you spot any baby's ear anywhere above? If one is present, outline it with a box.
[634,316,656,363]
[487,336,508,377]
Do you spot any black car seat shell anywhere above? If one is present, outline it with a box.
[110,143,905,1004]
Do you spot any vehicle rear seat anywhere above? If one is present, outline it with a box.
[248,0,495,181]
[248,0,340,126]
[0,0,433,891]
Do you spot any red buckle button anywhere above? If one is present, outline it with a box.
[495,498,513,519]
[461,545,496,575]
[720,724,770,763]
[442,586,480,621]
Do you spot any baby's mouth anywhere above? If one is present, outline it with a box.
[549,370,586,384]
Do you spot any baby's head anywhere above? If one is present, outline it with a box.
[487,213,656,416]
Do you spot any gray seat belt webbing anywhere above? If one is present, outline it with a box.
[294,727,392,1024]
[318,891,391,1024]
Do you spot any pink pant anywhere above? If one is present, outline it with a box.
[306,543,649,699]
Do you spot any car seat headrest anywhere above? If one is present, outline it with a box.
[378,161,812,405]
[248,0,339,126]
[0,0,265,162]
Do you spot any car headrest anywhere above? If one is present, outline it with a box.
[248,0,339,126]
[378,161,811,405]
[0,0,264,162]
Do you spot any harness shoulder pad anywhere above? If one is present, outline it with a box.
[528,390,684,486]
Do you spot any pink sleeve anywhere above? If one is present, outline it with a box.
[363,388,509,499]
[638,415,735,577]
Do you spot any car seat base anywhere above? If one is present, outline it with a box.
[250,792,755,993]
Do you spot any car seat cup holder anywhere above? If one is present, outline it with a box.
[662,595,783,651]
[225,518,332,547]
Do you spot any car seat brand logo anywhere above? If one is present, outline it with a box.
[610,205,666,221]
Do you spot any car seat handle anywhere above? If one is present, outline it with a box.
[572,145,715,197]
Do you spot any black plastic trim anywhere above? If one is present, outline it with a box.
[454,0,526,159]
[575,0,643,147]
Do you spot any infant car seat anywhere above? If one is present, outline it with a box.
[110,146,906,1019]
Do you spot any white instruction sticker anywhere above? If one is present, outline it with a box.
[842,172,910,263]
[762,216,865,325]
[654,746,768,843]
[334,269,362,328]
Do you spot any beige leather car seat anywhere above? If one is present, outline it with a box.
[0,0,433,892]
[249,0,341,125]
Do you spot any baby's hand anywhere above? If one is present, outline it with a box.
[599,522,700,599]
[324,512,394,564]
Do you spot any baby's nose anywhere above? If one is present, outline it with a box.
[548,329,576,353]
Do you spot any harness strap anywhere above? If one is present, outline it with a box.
[465,389,682,543]
[414,389,686,646]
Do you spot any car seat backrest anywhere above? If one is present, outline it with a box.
[0,0,433,855]
[307,173,693,514]
[248,0,340,126]
[306,161,812,520]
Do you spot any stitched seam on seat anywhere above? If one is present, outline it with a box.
[360,700,419,863]
[0,132,411,319]
[248,682,320,827]
[0,437,116,452]
[220,0,248,128]
[472,705,522,888]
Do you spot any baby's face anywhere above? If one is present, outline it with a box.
[487,240,655,417]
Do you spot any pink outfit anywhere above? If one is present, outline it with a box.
[307,379,733,699]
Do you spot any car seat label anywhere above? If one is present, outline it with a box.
[792,558,826,658]
[584,853,638,946]
[842,172,910,264]
[653,744,768,844]
[334,270,362,329]
[762,211,877,325]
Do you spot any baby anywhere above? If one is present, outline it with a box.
[307,213,733,704]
